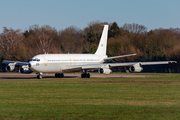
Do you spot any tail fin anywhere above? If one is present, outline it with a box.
[95,25,108,56]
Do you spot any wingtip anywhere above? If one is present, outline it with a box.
[168,61,177,64]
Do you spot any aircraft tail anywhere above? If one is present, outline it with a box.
[95,25,108,56]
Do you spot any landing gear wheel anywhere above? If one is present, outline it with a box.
[81,73,90,78]
[55,73,64,78]
[37,74,42,79]
[61,73,64,78]
[55,73,57,78]
[81,73,84,78]
[87,73,90,78]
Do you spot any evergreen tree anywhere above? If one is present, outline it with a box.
[108,22,121,37]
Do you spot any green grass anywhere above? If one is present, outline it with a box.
[0,73,180,119]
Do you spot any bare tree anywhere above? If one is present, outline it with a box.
[122,23,147,34]
[0,27,24,60]
[32,25,56,54]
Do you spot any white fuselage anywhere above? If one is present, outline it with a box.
[29,54,107,73]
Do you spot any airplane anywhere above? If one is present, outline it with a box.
[2,25,176,79]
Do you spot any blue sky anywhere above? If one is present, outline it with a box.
[0,0,180,33]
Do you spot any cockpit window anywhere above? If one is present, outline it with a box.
[30,58,40,62]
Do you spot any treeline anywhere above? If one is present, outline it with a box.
[0,21,180,72]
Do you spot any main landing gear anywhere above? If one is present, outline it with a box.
[55,73,64,78]
[81,72,90,78]
[37,73,64,79]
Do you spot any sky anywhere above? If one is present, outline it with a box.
[0,0,180,33]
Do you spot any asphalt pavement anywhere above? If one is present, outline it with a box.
[0,73,148,79]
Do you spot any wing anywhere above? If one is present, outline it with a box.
[108,61,177,67]
[62,61,176,72]
[2,60,29,66]
[104,54,136,60]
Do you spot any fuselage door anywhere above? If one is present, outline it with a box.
[42,56,47,66]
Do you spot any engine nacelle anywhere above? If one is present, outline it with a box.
[19,66,33,74]
[98,68,112,74]
[5,65,19,72]
[129,63,143,72]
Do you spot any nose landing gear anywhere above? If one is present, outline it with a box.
[37,73,42,79]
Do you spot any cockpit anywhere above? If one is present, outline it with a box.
[29,58,40,62]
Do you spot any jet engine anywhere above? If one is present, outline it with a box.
[5,65,19,72]
[129,63,143,72]
[98,68,112,74]
[19,65,33,74]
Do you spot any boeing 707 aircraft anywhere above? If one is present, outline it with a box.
[2,25,176,79]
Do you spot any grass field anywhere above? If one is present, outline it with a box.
[0,73,180,120]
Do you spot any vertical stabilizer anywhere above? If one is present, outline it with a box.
[95,25,108,56]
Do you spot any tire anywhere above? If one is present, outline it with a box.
[37,74,42,79]
[61,73,64,78]
[81,73,85,78]
[88,73,90,78]
[55,73,57,78]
